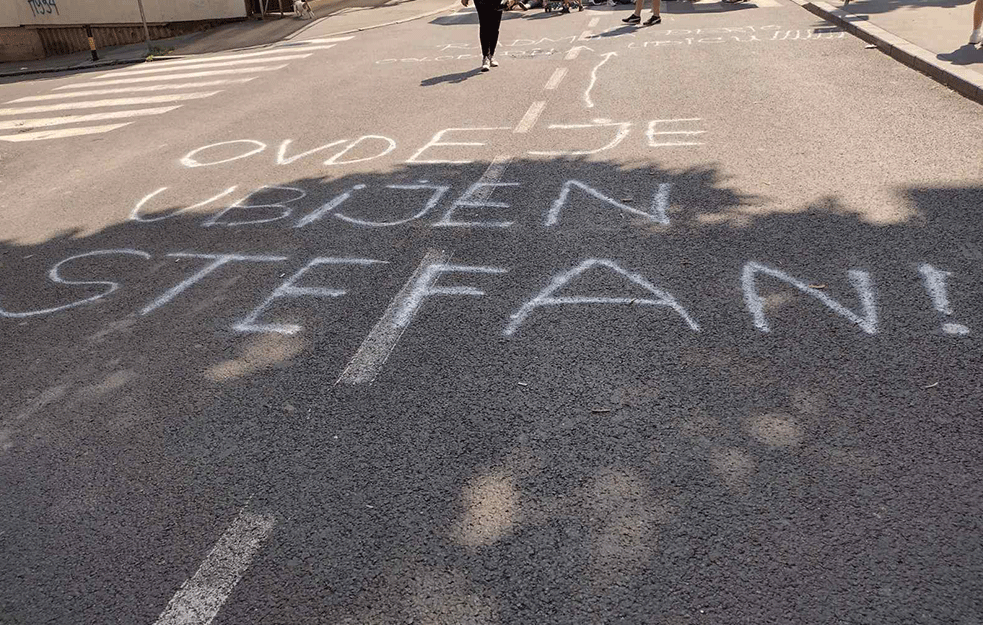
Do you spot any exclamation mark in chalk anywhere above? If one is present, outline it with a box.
[918,263,970,335]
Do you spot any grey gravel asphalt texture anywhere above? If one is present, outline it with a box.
[1,1,983,623]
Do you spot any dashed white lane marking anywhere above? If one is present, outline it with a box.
[564,45,590,60]
[514,100,546,134]
[0,123,132,142]
[337,249,451,385]
[544,67,568,90]
[7,79,255,103]
[753,0,781,6]
[154,507,276,625]
[579,30,594,40]
[0,106,180,130]
[0,92,221,116]
[588,16,600,27]
[109,54,312,76]
[57,65,287,88]
[469,155,512,202]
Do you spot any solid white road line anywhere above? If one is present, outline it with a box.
[153,507,276,625]
[0,91,221,116]
[0,123,132,142]
[514,100,546,134]
[336,249,450,385]
[0,106,180,130]
[109,54,311,77]
[650,117,702,123]
[57,66,286,88]
[278,37,353,44]
[544,67,568,90]
[7,79,255,102]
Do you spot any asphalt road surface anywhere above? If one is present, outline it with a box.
[1,2,983,623]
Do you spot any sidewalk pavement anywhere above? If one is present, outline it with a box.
[793,0,983,102]
[0,0,457,78]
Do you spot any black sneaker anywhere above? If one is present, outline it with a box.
[643,13,660,24]
[622,13,640,22]
[561,5,570,12]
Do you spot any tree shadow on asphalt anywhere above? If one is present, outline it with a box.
[1,155,982,624]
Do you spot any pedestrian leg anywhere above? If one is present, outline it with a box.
[622,0,643,22]
[487,6,503,63]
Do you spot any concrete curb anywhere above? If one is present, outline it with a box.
[0,57,146,78]
[791,0,983,104]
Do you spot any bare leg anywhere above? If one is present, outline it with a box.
[652,0,660,15]
[975,0,983,31]
[632,0,645,16]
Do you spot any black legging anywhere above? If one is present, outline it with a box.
[475,0,503,58]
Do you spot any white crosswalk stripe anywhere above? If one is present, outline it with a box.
[0,123,134,142]
[106,44,339,72]
[0,107,181,131]
[100,53,312,77]
[274,37,353,45]
[71,65,289,87]
[6,79,256,103]
[0,39,349,142]
[0,92,221,116]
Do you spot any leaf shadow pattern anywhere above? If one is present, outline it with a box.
[0,155,982,624]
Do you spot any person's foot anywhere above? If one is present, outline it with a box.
[561,5,570,12]
[643,13,660,24]
[622,13,640,22]
[490,57,499,67]
[481,56,491,71]
[607,0,616,6]
[971,29,983,44]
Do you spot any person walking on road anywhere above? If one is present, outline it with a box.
[971,0,983,44]
[621,0,660,25]
[462,0,503,71]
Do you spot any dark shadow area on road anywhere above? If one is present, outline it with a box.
[421,68,484,84]
[840,0,972,14]
[431,11,526,24]
[937,44,983,66]
[1,155,982,624]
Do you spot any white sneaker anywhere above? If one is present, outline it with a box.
[971,29,982,44]
[481,56,491,71]
[490,57,499,67]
